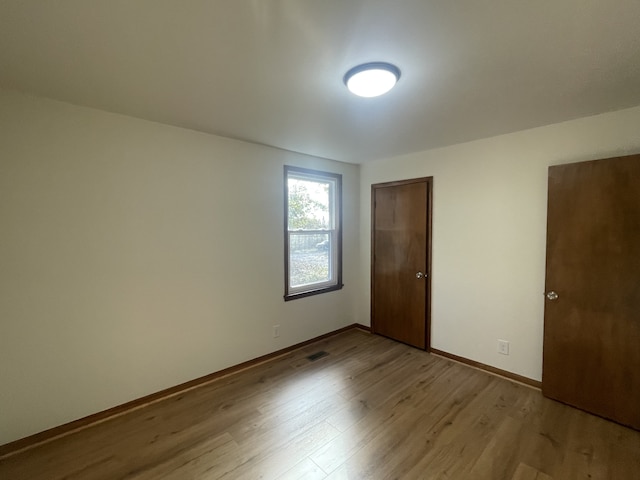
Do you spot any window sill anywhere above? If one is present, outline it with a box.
[284,283,344,301]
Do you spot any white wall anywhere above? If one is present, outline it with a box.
[359,106,640,382]
[0,90,360,445]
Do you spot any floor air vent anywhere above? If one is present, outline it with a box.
[307,351,329,361]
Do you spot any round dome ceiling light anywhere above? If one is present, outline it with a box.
[344,62,401,98]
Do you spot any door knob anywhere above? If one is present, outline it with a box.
[416,272,426,279]
[546,291,559,300]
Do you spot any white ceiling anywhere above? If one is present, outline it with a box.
[1,1,640,164]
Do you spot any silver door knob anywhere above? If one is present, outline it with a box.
[546,291,559,300]
[416,272,425,279]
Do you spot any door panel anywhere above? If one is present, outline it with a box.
[543,154,640,429]
[372,178,431,349]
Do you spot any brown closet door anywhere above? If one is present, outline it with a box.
[372,178,431,349]
[543,154,640,429]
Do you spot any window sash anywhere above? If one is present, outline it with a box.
[287,230,338,293]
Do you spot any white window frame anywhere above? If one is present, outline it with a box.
[284,166,343,300]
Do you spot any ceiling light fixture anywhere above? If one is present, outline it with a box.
[344,62,401,98]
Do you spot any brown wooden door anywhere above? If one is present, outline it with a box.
[542,154,640,429]
[371,178,432,349]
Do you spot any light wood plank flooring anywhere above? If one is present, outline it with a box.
[1,329,639,479]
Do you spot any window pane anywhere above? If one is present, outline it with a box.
[289,232,330,287]
[288,178,331,230]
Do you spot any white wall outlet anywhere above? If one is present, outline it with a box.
[273,325,280,338]
[497,339,509,355]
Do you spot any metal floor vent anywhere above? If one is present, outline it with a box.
[307,351,329,361]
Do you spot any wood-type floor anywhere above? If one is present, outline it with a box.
[1,329,639,479]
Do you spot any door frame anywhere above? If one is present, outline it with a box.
[370,177,433,350]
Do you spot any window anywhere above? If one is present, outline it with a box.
[284,166,342,300]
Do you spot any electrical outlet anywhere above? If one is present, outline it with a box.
[273,325,280,338]
[497,339,509,355]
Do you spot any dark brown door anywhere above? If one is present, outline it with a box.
[371,178,432,349]
[542,154,640,429]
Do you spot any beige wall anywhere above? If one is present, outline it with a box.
[359,105,640,382]
[0,90,360,445]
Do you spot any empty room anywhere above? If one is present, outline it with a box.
[1,1,639,479]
